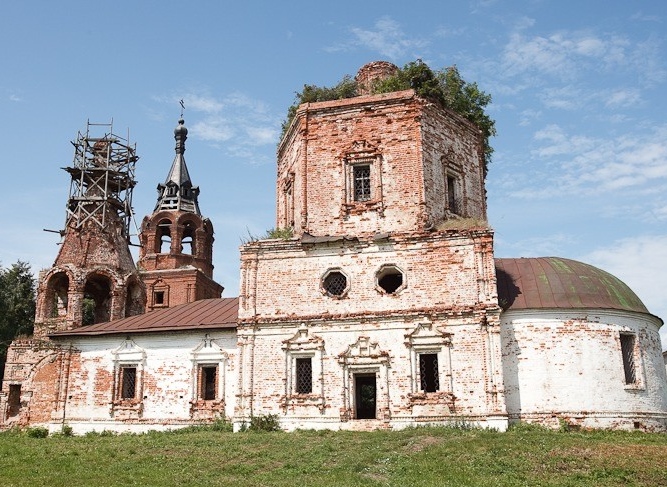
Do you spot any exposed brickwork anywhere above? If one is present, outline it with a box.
[355,61,399,96]
[1,118,223,432]
[277,90,486,237]
[240,75,505,430]
[137,166,223,310]
[2,62,665,434]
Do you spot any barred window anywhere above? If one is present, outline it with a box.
[120,366,137,399]
[323,271,347,297]
[620,334,636,384]
[419,354,439,392]
[295,358,313,394]
[353,165,371,202]
[200,365,218,400]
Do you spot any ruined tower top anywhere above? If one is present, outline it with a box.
[276,62,487,237]
[154,118,201,215]
[33,121,145,335]
[355,61,399,96]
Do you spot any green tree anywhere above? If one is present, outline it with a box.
[281,75,358,135]
[0,261,36,382]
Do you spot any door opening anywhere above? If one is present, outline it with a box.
[354,374,376,419]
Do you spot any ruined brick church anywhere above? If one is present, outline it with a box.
[2,62,666,433]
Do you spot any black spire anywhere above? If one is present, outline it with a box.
[154,118,201,215]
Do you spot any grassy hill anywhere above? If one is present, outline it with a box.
[0,423,666,486]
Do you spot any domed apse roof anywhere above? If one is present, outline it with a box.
[495,257,649,314]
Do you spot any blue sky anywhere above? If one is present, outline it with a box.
[2,1,666,347]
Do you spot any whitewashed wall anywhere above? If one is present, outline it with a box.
[48,330,237,434]
[501,309,667,430]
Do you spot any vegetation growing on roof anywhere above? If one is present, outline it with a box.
[281,60,496,173]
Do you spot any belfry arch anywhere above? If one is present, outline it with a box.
[156,218,173,253]
[82,272,113,325]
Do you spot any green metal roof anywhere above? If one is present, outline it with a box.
[495,257,649,314]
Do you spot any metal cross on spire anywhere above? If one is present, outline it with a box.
[179,99,185,118]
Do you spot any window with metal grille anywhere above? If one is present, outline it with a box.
[295,358,313,394]
[419,353,439,392]
[323,271,347,297]
[200,365,218,400]
[353,165,371,202]
[620,334,636,384]
[120,366,137,399]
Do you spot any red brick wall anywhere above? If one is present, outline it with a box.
[277,90,486,238]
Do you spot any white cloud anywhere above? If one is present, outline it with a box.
[328,16,428,60]
[513,16,536,31]
[532,124,596,157]
[518,108,541,126]
[183,94,224,114]
[529,124,667,194]
[156,89,280,163]
[501,29,663,85]
[245,126,278,145]
[434,26,467,38]
[630,11,662,22]
[582,235,667,348]
[191,117,234,142]
[604,89,642,108]
[653,203,667,221]
[539,86,586,110]
[502,233,578,257]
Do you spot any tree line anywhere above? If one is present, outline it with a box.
[0,261,36,383]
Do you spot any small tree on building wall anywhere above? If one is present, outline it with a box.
[0,261,36,383]
[281,60,496,174]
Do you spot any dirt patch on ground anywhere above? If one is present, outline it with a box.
[404,435,442,453]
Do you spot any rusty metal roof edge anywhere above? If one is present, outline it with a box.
[50,321,237,338]
[48,297,239,337]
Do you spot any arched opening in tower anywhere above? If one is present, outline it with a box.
[82,274,112,325]
[43,272,70,321]
[157,219,172,253]
[182,221,195,255]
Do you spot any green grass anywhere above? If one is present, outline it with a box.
[0,425,666,486]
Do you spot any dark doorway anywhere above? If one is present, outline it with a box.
[7,384,21,417]
[355,374,376,419]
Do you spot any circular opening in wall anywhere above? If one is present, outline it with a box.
[376,265,405,294]
[322,270,348,297]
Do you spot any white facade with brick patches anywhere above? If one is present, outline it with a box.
[49,331,237,434]
[1,62,666,433]
[502,309,667,430]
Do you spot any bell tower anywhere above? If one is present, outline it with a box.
[33,121,146,336]
[138,118,223,310]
